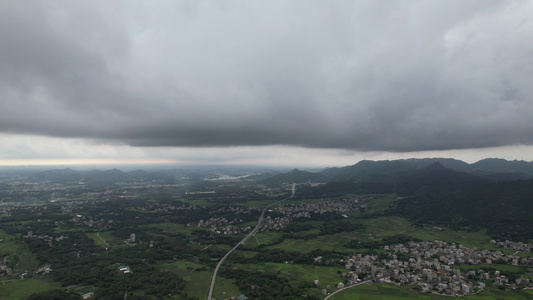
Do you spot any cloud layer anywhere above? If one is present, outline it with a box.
[2,1,533,152]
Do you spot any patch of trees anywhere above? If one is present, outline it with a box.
[28,289,81,300]
[283,222,313,233]
[219,268,320,300]
[293,181,393,200]
[347,234,421,250]
[23,229,195,299]
[93,267,191,300]
[319,220,365,235]
[231,248,349,266]
[248,249,310,264]
[279,219,366,241]
[396,179,533,241]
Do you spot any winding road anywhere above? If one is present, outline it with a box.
[207,184,296,300]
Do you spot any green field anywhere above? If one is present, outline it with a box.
[158,259,240,300]
[358,216,499,249]
[144,222,195,235]
[86,230,119,248]
[0,279,57,300]
[236,262,346,288]
[0,230,40,273]
[0,230,18,254]
[330,283,533,300]
[241,231,284,249]
[268,232,356,253]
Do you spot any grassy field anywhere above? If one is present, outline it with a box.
[469,287,533,299]
[358,216,498,249]
[331,284,431,299]
[12,249,39,273]
[0,230,18,254]
[86,232,108,248]
[85,230,120,248]
[158,259,240,300]
[268,233,356,253]
[235,262,345,288]
[329,283,533,300]
[143,222,196,235]
[359,194,398,215]
[241,232,284,249]
[0,279,57,300]
[0,230,40,273]
[54,227,88,233]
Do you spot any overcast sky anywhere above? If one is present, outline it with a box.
[1,1,533,167]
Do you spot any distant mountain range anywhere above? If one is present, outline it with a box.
[260,158,533,184]
[24,158,533,185]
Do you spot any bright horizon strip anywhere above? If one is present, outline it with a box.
[0,135,532,168]
[0,158,180,167]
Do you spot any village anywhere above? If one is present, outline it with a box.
[320,240,533,297]
[196,196,371,235]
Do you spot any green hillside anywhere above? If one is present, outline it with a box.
[396,179,533,241]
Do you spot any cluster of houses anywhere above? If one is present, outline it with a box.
[0,206,15,217]
[23,231,68,246]
[195,197,371,235]
[36,264,52,274]
[329,240,533,297]
[0,203,46,216]
[275,196,371,216]
[4,181,59,193]
[491,240,532,252]
[263,196,370,230]
[195,206,263,234]
[118,265,131,274]
[67,215,113,230]
[0,232,60,279]
[197,217,253,235]
[1,257,52,278]
[0,257,13,276]
[385,240,533,267]
[213,206,260,215]
[142,202,198,212]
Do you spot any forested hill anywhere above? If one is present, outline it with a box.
[396,178,533,241]
[319,158,533,182]
[393,162,488,199]
[320,160,418,183]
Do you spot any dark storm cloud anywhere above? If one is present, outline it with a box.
[1,0,533,152]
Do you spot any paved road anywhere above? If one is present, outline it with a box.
[207,184,295,300]
[97,229,109,247]
[323,280,372,300]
